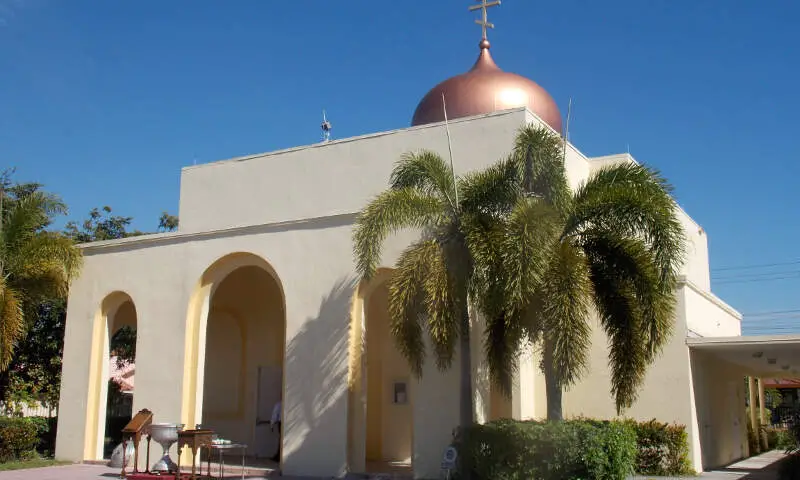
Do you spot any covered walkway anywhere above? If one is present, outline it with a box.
[688,334,800,471]
[628,450,791,479]
[688,334,800,377]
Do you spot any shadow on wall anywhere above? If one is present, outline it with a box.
[284,277,357,477]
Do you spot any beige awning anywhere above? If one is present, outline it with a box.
[688,334,800,377]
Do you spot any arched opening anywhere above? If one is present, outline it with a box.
[84,291,138,461]
[348,270,414,476]
[181,253,286,471]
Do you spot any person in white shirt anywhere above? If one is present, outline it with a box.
[270,400,281,461]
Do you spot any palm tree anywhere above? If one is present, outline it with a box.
[483,125,687,419]
[0,185,82,371]
[353,150,523,475]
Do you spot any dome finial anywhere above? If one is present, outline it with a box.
[468,0,501,42]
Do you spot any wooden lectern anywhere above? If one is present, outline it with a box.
[177,429,214,479]
[120,408,153,478]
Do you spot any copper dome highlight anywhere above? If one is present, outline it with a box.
[411,40,562,133]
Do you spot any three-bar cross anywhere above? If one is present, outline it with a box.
[468,0,501,40]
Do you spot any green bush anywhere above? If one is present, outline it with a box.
[455,419,638,480]
[765,427,796,451]
[0,417,39,462]
[25,417,57,456]
[628,419,694,476]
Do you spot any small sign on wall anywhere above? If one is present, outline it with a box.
[393,381,408,405]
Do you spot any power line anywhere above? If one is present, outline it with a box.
[713,269,800,281]
[712,259,800,272]
[742,309,800,317]
[714,273,800,285]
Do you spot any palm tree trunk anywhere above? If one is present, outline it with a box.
[458,303,474,480]
[543,338,563,421]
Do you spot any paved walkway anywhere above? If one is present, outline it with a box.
[630,450,790,480]
[0,463,277,479]
[0,451,791,480]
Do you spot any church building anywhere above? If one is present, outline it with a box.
[55,3,790,479]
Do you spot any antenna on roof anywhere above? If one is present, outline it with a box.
[561,97,573,164]
[321,110,332,142]
[442,92,460,210]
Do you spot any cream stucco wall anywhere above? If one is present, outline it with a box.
[57,108,741,478]
[179,110,532,234]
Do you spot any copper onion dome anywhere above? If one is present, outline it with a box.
[411,39,562,133]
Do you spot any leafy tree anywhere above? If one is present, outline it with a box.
[485,125,686,419]
[0,298,66,412]
[110,326,136,369]
[63,206,178,241]
[158,212,179,232]
[0,171,82,371]
[63,206,143,243]
[353,150,520,480]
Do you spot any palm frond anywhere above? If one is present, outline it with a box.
[390,150,458,208]
[422,239,462,370]
[583,230,675,365]
[540,242,592,388]
[8,232,83,299]
[387,239,450,376]
[353,188,445,279]
[483,308,525,397]
[458,155,521,218]
[0,277,25,371]
[567,162,686,285]
[499,198,561,309]
[513,124,572,212]
[462,213,505,302]
[585,239,651,413]
[2,191,67,247]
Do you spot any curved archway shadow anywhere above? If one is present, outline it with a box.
[283,276,357,478]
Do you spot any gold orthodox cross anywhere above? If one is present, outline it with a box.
[469,0,501,40]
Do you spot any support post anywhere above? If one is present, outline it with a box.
[748,377,759,454]
[758,378,769,451]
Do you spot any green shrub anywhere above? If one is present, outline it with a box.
[765,427,796,451]
[453,418,694,479]
[0,417,39,462]
[24,417,57,456]
[455,419,638,480]
[628,419,694,476]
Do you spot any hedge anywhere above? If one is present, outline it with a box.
[628,419,694,476]
[0,417,39,462]
[455,418,693,480]
[0,416,57,462]
[455,419,638,480]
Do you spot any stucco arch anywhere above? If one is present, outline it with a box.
[84,290,139,460]
[347,268,415,475]
[180,252,287,460]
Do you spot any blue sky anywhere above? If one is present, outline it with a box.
[2,0,798,333]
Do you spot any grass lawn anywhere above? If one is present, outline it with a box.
[0,458,71,471]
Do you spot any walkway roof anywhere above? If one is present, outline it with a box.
[688,334,800,377]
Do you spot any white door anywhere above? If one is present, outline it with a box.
[254,365,282,458]
[728,381,743,461]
